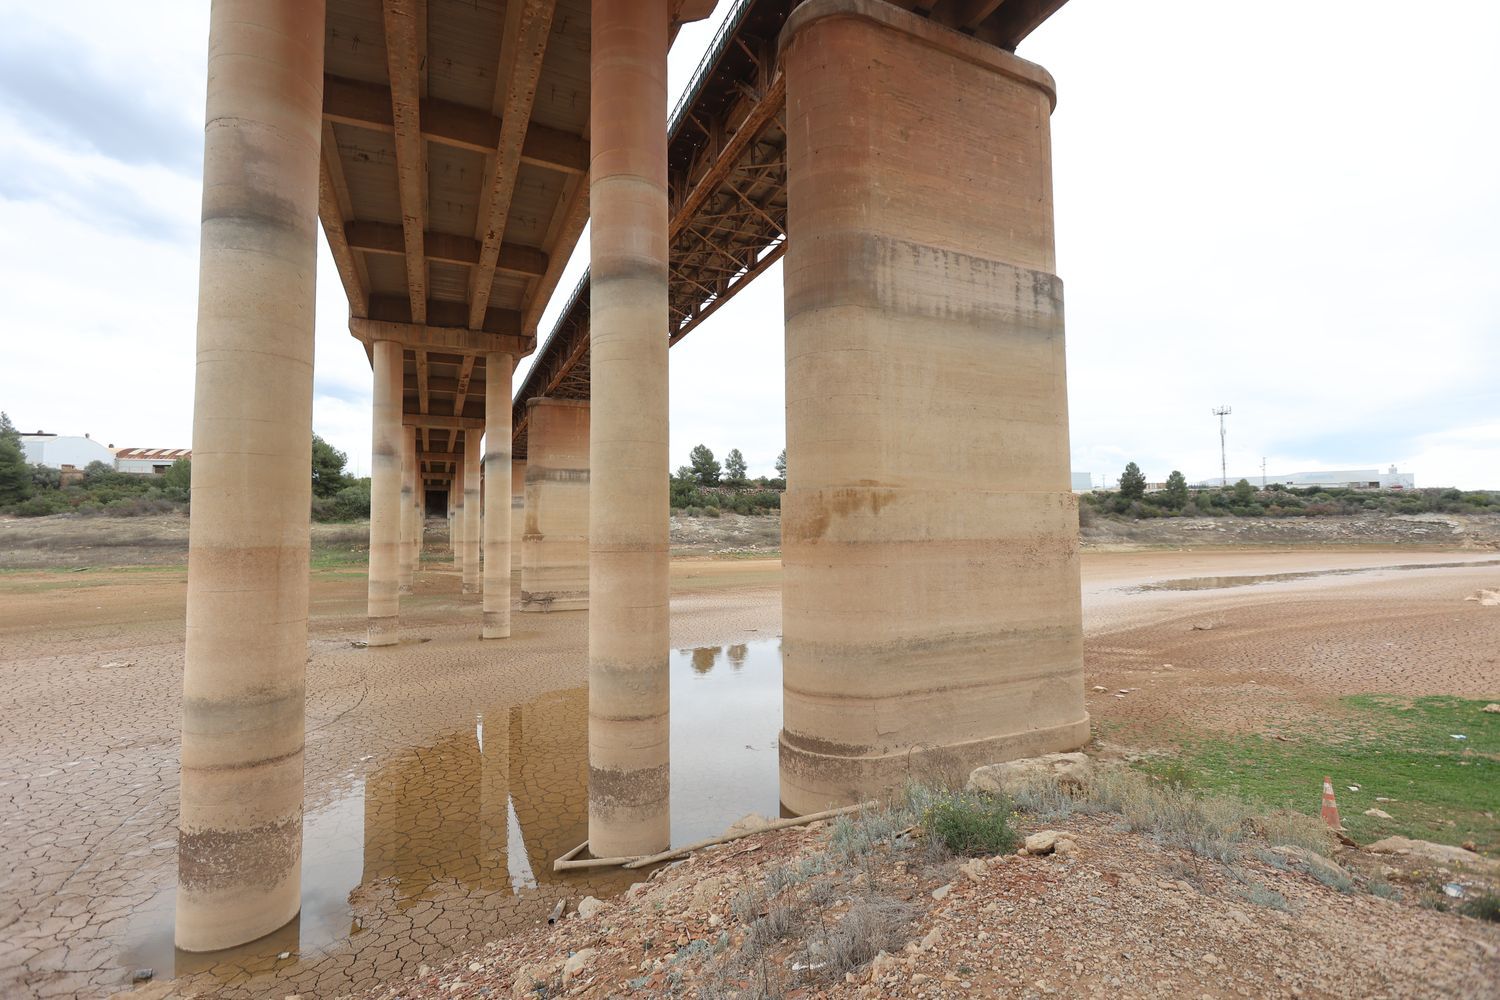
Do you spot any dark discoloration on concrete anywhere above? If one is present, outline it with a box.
[179,815,302,893]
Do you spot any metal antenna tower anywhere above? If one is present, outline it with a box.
[1213,406,1232,486]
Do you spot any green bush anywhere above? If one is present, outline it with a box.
[921,790,1019,856]
[312,478,371,522]
[11,494,73,517]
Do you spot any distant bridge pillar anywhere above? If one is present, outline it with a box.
[778,0,1089,815]
[463,430,482,594]
[367,338,404,645]
[482,351,515,638]
[520,397,590,612]
[178,0,324,952]
[587,0,672,859]
[399,423,416,593]
[510,458,526,573]
[452,454,465,570]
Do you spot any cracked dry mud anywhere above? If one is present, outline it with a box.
[2,518,1498,998]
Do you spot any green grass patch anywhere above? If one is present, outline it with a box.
[1138,695,1498,852]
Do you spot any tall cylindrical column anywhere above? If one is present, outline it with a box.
[399,423,415,593]
[452,458,465,568]
[367,339,403,645]
[588,0,671,858]
[482,352,515,638]
[778,1,1088,815]
[178,0,324,952]
[463,429,482,594]
[511,459,525,573]
[520,398,590,611]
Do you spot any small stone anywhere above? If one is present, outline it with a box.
[418,965,431,978]
[276,952,291,960]
[563,948,597,984]
[920,927,942,951]
[577,895,606,919]
[1364,808,1393,819]
[960,857,987,883]
[1024,830,1067,855]
[1483,703,1500,714]
[469,962,484,973]
[1201,953,1221,967]
[131,969,154,983]
[1054,837,1077,857]
[1092,685,1108,692]
[931,883,952,901]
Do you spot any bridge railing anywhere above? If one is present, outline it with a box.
[668,0,759,139]
[518,0,763,412]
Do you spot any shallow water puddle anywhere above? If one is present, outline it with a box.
[1130,557,1500,593]
[122,639,783,989]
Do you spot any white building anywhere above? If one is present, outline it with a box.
[1070,471,1094,492]
[115,448,192,475]
[19,433,115,470]
[1192,466,1415,490]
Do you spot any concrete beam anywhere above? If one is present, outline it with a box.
[365,296,525,339]
[323,74,588,174]
[344,219,548,276]
[468,0,560,329]
[403,413,483,430]
[349,317,531,358]
[381,0,429,323]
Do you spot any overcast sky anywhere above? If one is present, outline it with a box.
[1,1,1496,487]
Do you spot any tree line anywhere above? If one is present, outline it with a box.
[670,444,785,516]
[1085,459,1498,521]
[0,412,373,521]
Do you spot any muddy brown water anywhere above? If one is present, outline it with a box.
[117,640,783,992]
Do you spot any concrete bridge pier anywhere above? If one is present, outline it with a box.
[510,458,526,573]
[399,424,416,593]
[367,339,404,645]
[587,0,672,859]
[777,0,1090,815]
[177,0,324,952]
[482,351,515,638]
[452,456,466,571]
[520,397,590,612]
[462,430,483,594]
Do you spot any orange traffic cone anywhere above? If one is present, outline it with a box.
[1320,775,1344,831]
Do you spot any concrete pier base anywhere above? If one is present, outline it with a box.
[778,0,1089,815]
[367,339,403,646]
[520,398,590,612]
[587,0,671,858]
[177,0,324,952]
[482,352,515,638]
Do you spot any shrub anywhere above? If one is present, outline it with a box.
[1241,883,1292,911]
[921,790,1019,856]
[1460,893,1500,923]
[798,897,916,983]
[1254,810,1335,856]
[11,494,72,517]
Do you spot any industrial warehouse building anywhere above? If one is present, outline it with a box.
[1191,466,1415,490]
[19,433,189,476]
